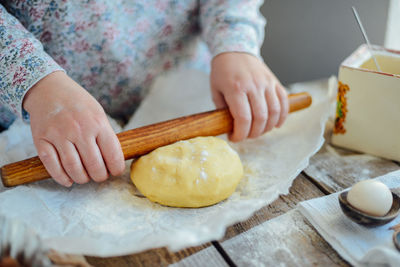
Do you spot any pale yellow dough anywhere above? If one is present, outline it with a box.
[130,137,243,208]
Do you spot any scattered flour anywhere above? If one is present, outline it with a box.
[199,169,208,180]
[200,150,209,157]
[0,71,332,256]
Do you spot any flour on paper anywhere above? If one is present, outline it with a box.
[0,69,334,256]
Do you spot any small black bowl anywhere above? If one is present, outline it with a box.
[338,191,400,227]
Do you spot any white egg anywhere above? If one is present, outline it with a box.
[347,179,393,216]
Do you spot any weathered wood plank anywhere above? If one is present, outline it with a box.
[86,244,210,267]
[221,210,349,267]
[223,173,326,240]
[169,246,228,267]
[215,174,349,266]
[304,122,400,193]
[166,174,348,267]
[304,142,400,194]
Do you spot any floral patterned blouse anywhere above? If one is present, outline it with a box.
[0,0,265,127]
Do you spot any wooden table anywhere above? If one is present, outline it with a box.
[85,124,400,266]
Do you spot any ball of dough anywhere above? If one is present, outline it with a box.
[347,179,393,216]
[130,137,243,208]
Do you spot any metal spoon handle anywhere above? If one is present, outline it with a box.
[352,6,381,72]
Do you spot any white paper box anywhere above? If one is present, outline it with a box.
[331,45,400,161]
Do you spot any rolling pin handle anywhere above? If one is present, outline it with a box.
[1,92,312,187]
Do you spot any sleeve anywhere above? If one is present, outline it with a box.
[0,4,64,120]
[199,0,266,58]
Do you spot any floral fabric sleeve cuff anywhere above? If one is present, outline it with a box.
[199,0,266,59]
[0,5,64,123]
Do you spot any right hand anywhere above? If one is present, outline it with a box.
[23,71,125,187]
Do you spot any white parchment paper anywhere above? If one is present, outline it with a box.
[0,69,335,256]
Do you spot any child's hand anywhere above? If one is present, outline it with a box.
[210,52,289,142]
[23,71,125,187]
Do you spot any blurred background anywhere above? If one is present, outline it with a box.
[260,0,399,85]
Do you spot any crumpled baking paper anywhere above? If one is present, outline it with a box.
[0,215,52,266]
[0,69,335,256]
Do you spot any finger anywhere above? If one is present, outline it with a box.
[211,90,227,109]
[225,92,252,142]
[56,141,90,184]
[264,82,281,133]
[36,140,73,187]
[276,84,289,127]
[96,126,125,177]
[75,138,109,182]
[248,89,268,138]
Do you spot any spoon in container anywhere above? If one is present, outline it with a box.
[352,6,382,72]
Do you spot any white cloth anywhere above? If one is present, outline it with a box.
[0,69,334,256]
[298,170,400,267]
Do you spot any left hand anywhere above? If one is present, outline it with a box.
[210,52,289,142]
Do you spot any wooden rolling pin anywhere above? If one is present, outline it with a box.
[1,92,311,187]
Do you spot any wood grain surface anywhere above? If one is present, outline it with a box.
[168,247,228,267]
[86,245,211,267]
[304,142,400,193]
[220,210,349,267]
[218,173,350,267]
[222,174,325,240]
